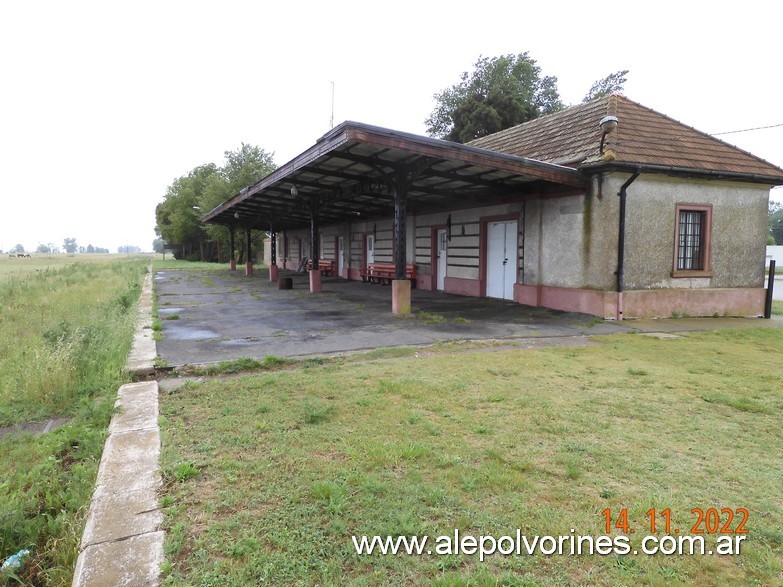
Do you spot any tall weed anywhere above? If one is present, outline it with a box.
[0,259,147,585]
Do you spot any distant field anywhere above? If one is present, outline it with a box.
[0,253,152,280]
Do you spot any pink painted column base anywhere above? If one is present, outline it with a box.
[229,259,236,271]
[392,279,411,315]
[245,262,253,277]
[269,264,278,282]
[309,269,322,293]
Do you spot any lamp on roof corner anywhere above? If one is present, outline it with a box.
[599,115,618,155]
[290,185,299,197]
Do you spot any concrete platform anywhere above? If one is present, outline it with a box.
[154,268,625,365]
[155,268,781,366]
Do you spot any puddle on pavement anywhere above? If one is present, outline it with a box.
[165,325,221,340]
[158,307,185,315]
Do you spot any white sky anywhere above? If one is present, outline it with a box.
[1,0,782,252]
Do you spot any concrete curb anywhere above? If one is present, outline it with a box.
[72,382,163,587]
[127,269,157,377]
[72,268,163,587]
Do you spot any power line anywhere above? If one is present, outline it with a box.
[712,122,783,136]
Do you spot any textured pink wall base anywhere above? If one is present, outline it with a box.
[623,288,766,318]
[444,277,481,297]
[515,284,616,318]
[514,284,765,319]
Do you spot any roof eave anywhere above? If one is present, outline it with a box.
[580,161,783,187]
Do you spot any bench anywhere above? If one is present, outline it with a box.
[306,259,336,277]
[360,262,416,286]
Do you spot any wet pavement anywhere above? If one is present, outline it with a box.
[155,268,781,366]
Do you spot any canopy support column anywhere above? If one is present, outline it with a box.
[392,167,411,314]
[245,227,253,276]
[269,226,278,282]
[309,200,321,293]
[229,226,236,271]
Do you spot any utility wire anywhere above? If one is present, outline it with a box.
[712,122,783,136]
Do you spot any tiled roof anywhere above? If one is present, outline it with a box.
[470,95,783,181]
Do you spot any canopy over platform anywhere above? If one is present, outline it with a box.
[201,121,587,232]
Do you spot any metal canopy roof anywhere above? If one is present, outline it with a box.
[201,121,588,232]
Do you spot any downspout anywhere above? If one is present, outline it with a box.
[616,167,641,320]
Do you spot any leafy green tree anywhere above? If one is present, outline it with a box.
[425,52,563,143]
[155,144,276,262]
[36,243,51,253]
[155,164,219,260]
[582,70,629,103]
[202,144,276,263]
[63,238,77,254]
[12,244,25,254]
[769,200,783,245]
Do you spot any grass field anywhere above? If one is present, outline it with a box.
[153,259,233,272]
[0,253,152,281]
[0,257,148,585]
[159,328,783,586]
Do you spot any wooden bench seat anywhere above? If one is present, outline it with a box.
[359,262,416,286]
[306,259,336,277]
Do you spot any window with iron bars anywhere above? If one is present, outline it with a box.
[677,210,705,270]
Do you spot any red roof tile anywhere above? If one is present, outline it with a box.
[470,95,783,182]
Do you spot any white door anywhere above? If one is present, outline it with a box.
[486,221,517,300]
[436,229,447,291]
[366,235,375,265]
[338,237,344,277]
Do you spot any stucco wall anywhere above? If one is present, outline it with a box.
[623,175,769,290]
[522,182,617,290]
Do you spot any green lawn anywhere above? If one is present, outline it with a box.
[159,328,783,586]
[0,258,148,585]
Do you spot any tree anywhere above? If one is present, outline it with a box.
[769,200,783,245]
[63,238,77,254]
[155,144,276,262]
[425,53,563,143]
[155,164,219,260]
[582,70,629,103]
[36,243,51,253]
[12,244,24,254]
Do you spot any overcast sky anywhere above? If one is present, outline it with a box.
[1,1,781,253]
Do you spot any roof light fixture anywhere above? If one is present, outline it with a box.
[599,115,619,155]
[290,185,299,197]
